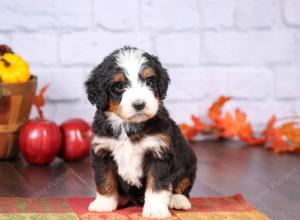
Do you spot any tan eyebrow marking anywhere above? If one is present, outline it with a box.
[112,72,125,82]
[140,67,155,79]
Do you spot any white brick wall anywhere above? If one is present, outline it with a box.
[60,33,152,65]
[156,34,200,65]
[11,34,58,65]
[95,0,139,30]
[201,32,294,65]
[283,0,300,26]
[275,67,300,99]
[198,0,235,28]
[0,0,299,128]
[236,0,278,29]
[141,0,199,30]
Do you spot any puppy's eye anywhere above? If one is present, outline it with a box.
[145,77,156,88]
[112,83,125,95]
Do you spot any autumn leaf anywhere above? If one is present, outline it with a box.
[217,112,235,137]
[208,96,231,123]
[180,115,210,140]
[278,122,300,144]
[180,123,198,140]
[33,84,49,120]
[218,109,264,145]
[180,96,300,155]
[235,110,264,145]
[262,115,277,137]
[264,129,293,154]
[191,115,210,131]
[267,130,291,154]
[263,116,300,154]
[217,109,249,138]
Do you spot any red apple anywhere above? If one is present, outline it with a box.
[59,118,92,161]
[19,119,62,165]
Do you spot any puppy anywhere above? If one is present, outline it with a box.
[85,46,197,219]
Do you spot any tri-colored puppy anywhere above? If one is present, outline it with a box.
[85,46,197,219]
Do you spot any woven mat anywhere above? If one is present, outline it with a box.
[0,194,270,219]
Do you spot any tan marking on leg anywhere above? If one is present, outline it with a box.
[89,162,119,212]
[143,170,171,218]
[146,170,155,190]
[96,165,118,196]
[175,177,190,194]
[118,195,129,207]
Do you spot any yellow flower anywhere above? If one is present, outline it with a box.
[0,53,30,83]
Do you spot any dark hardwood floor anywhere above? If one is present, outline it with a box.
[0,140,299,219]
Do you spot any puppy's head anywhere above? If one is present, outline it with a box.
[85,46,170,123]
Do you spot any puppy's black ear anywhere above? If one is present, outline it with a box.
[145,53,170,100]
[85,59,112,110]
[157,64,170,100]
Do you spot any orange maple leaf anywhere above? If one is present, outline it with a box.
[278,122,300,144]
[180,115,210,140]
[191,115,210,131]
[263,116,300,154]
[235,110,264,145]
[218,109,264,145]
[217,111,235,137]
[263,115,277,135]
[33,84,49,120]
[180,123,198,140]
[208,96,231,123]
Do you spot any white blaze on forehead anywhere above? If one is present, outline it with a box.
[114,48,159,122]
[115,48,147,85]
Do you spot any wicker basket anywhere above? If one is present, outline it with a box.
[0,76,37,159]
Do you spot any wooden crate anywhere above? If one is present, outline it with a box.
[0,76,37,159]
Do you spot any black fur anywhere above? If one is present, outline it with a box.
[86,46,197,206]
[143,52,170,100]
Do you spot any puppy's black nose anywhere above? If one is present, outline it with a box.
[132,101,145,111]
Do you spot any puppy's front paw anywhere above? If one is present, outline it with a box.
[88,193,118,212]
[169,194,191,210]
[142,202,171,219]
[142,190,171,219]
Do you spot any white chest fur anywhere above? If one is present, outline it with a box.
[111,137,145,187]
[92,133,169,188]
